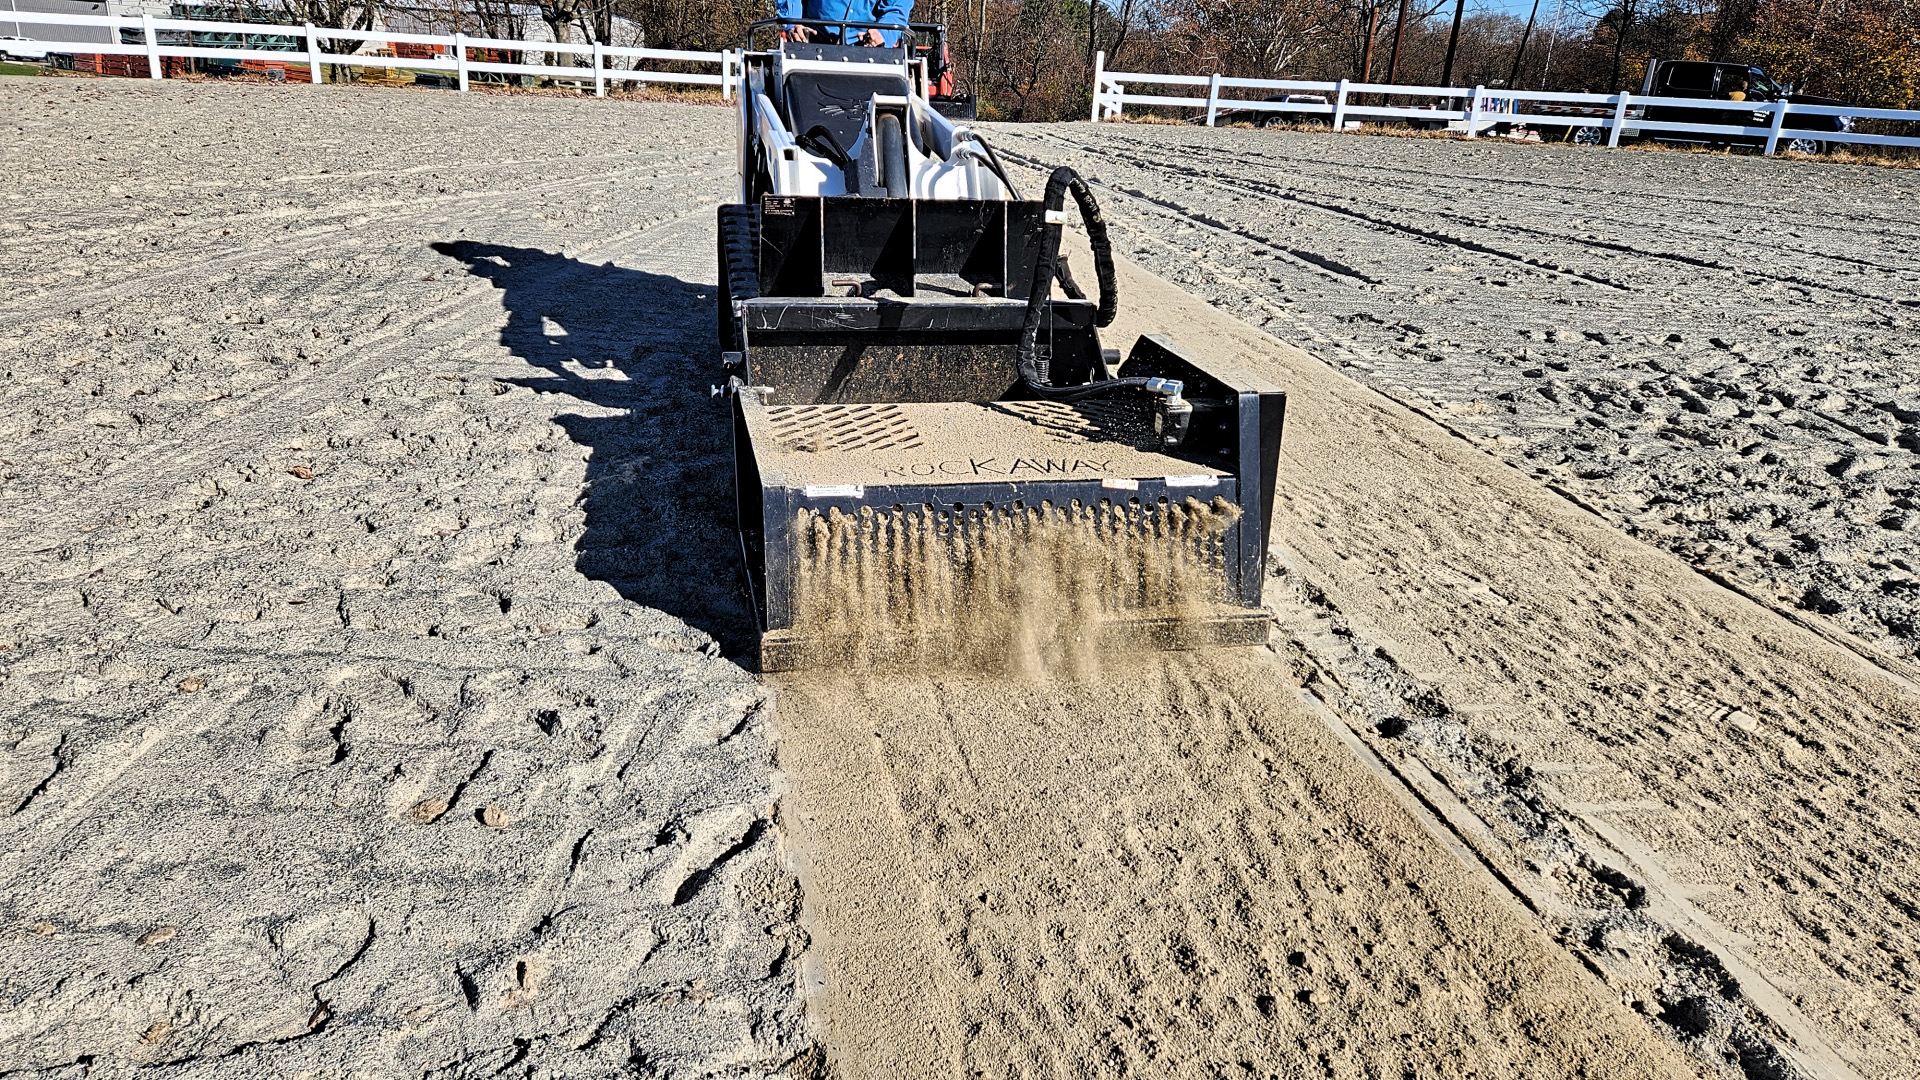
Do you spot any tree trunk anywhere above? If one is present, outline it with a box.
[1608,5,1633,92]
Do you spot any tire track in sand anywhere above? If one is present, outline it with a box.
[0,200,717,566]
[1101,255,1914,1078]
[775,656,1697,1079]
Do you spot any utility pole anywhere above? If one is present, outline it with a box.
[1385,0,1410,84]
[1507,0,1540,89]
[1440,0,1466,87]
[1359,3,1380,83]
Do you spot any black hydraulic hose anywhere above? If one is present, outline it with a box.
[1041,166,1116,328]
[1017,166,1140,398]
[978,138,1023,201]
[1055,256,1085,300]
[800,125,859,190]
[800,126,851,167]
[1022,377,1157,403]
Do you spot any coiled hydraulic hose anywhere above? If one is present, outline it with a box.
[1017,166,1155,402]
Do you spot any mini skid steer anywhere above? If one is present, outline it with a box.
[718,18,1287,671]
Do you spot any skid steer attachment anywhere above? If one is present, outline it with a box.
[721,19,1286,671]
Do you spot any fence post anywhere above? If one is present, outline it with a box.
[303,22,323,83]
[1204,72,1221,127]
[454,32,468,92]
[1763,98,1788,155]
[140,12,161,79]
[721,50,733,102]
[593,41,605,97]
[1467,84,1483,137]
[1090,50,1105,122]
[1332,78,1349,130]
[1607,91,1629,147]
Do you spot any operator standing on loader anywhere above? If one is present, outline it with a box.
[777,0,910,45]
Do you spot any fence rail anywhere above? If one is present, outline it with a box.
[1,9,735,97]
[1089,52,1920,156]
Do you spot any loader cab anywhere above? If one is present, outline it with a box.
[737,18,1013,205]
[775,41,914,189]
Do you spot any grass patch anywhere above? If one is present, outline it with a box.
[0,61,45,76]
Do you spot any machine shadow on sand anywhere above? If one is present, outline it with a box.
[431,240,758,658]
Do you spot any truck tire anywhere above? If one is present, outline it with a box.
[1570,125,1603,146]
[1784,136,1826,156]
[877,113,909,199]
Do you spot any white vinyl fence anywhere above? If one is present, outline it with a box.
[1090,52,1920,156]
[2,8,735,98]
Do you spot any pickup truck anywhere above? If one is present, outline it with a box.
[0,35,52,61]
[1534,59,1854,155]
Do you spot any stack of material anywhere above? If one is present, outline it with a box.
[67,53,189,77]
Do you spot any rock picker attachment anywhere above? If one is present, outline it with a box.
[720,18,1286,671]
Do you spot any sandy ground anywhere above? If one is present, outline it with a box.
[0,80,808,1076]
[988,123,1920,664]
[1097,260,1920,1080]
[776,657,1694,1079]
[4,79,1917,1080]
[775,239,1920,1080]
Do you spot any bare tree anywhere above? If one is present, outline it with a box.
[1163,0,1347,77]
[280,0,380,43]
[1592,0,1644,89]
[536,0,585,48]
[470,0,527,39]
[980,0,1081,118]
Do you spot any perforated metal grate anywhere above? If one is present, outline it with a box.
[767,403,924,453]
[988,399,1154,447]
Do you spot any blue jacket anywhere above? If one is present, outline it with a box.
[776,0,912,43]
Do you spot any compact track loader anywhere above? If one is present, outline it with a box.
[718,18,1287,671]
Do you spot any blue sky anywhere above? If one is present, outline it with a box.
[1426,0,1579,22]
